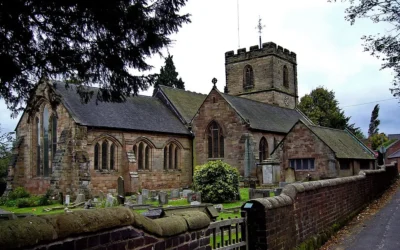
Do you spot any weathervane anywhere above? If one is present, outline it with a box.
[256,16,265,48]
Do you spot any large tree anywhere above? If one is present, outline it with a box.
[154,54,185,89]
[368,104,380,137]
[331,0,400,99]
[0,0,190,116]
[0,127,13,184]
[298,87,365,138]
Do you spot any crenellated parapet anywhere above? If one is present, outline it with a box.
[225,42,297,64]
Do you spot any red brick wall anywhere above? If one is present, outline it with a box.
[243,165,398,250]
[386,140,400,164]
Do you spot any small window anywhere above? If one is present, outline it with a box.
[243,65,254,90]
[340,160,351,170]
[94,139,119,171]
[283,65,289,88]
[290,158,315,171]
[259,137,269,162]
[164,142,180,170]
[208,121,224,158]
[134,141,152,170]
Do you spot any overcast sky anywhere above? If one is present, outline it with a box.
[0,0,399,136]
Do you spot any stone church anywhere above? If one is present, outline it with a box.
[7,42,374,197]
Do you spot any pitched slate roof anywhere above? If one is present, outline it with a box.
[308,125,375,160]
[221,93,312,133]
[53,83,190,135]
[388,149,400,159]
[158,85,207,124]
[388,134,400,140]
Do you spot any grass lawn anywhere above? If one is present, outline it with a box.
[0,204,74,216]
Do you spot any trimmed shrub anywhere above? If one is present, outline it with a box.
[8,187,30,200]
[193,160,240,203]
[38,189,52,206]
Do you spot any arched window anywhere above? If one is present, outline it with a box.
[110,143,115,170]
[94,138,119,171]
[102,141,108,169]
[164,142,180,170]
[36,117,41,176]
[94,143,100,170]
[208,121,224,158]
[259,137,269,162]
[51,115,57,160]
[134,141,152,170]
[243,65,254,90]
[283,65,289,88]
[43,107,49,177]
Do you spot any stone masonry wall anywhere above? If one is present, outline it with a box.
[242,164,398,250]
[0,208,211,250]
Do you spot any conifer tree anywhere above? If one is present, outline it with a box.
[368,104,380,137]
[155,55,185,89]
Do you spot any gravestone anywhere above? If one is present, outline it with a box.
[262,165,273,184]
[182,189,193,198]
[141,189,149,198]
[170,189,180,199]
[150,190,158,198]
[106,194,116,207]
[190,201,201,206]
[142,209,163,219]
[99,190,105,200]
[137,195,147,205]
[74,194,85,204]
[117,176,125,205]
[65,195,70,205]
[279,182,288,188]
[274,187,283,196]
[158,192,168,205]
[214,204,223,212]
[187,192,201,203]
[249,188,270,199]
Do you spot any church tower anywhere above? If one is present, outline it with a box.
[224,42,298,109]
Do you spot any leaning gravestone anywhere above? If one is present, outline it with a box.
[74,194,85,204]
[141,189,149,198]
[182,189,193,198]
[170,189,180,199]
[158,192,168,205]
[117,176,125,205]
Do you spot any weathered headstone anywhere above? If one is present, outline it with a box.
[170,189,180,199]
[99,190,105,200]
[190,201,201,206]
[262,165,273,184]
[65,195,70,205]
[182,189,193,198]
[117,176,125,205]
[187,192,201,203]
[106,194,116,207]
[249,188,270,199]
[141,189,149,198]
[279,182,288,188]
[74,194,85,204]
[137,195,147,205]
[150,190,157,198]
[142,209,163,219]
[158,192,168,205]
[84,199,93,209]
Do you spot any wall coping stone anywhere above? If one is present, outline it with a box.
[245,169,388,211]
[0,207,210,249]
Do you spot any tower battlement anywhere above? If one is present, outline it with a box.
[225,42,296,64]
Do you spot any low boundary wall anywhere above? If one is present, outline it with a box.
[241,164,398,250]
[0,207,211,250]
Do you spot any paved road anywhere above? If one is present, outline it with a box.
[340,188,400,250]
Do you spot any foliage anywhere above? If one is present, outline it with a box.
[369,133,389,150]
[193,160,240,203]
[330,0,400,99]
[15,197,40,208]
[368,104,380,137]
[0,126,14,184]
[154,54,185,89]
[298,87,364,138]
[8,187,30,200]
[0,0,190,116]
[38,189,53,206]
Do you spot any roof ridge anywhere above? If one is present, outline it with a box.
[222,93,299,111]
[309,124,346,132]
[160,85,207,96]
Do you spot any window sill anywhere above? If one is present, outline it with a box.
[137,169,152,173]
[94,170,118,174]
[163,169,182,172]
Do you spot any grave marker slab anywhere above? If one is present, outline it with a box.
[65,195,70,205]
[137,195,147,205]
[117,176,125,205]
[74,194,85,204]
[182,189,193,198]
[170,189,180,199]
[141,189,149,198]
[187,192,201,203]
[158,192,168,205]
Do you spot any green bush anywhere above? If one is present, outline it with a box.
[8,187,30,200]
[15,196,41,208]
[38,189,52,206]
[193,160,240,203]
